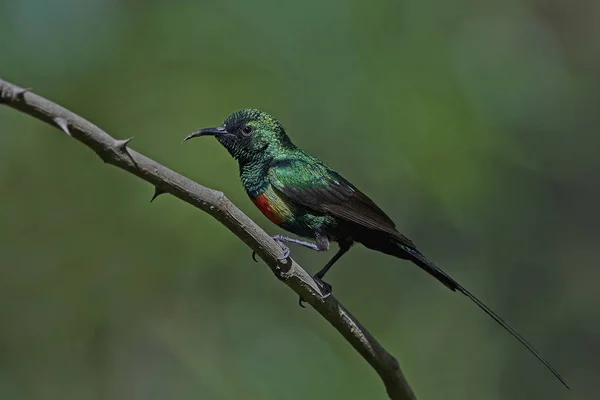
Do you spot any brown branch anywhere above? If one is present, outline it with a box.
[0,78,417,400]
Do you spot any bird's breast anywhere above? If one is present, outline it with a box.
[250,186,295,226]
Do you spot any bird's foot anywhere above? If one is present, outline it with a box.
[276,241,291,260]
[252,235,291,262]
[298,276,332,308]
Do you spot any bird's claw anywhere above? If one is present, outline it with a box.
[250,236,291,262]
[299,296,306,308]
[298,276,332,307]
[271,235,291,260]
[319,281,332,297]
[277,243,291,260]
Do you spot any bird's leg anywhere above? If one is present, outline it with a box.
[299,243,351,308]
[252,234,329,262]
[272,235,325,251]
[314,245,349,281]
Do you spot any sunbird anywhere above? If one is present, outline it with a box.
[184,109,567,388]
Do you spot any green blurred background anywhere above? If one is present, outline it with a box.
[1,0,598,399]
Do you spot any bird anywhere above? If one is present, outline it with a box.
[183,108,568,388]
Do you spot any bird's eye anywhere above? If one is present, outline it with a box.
[242,126,253,135]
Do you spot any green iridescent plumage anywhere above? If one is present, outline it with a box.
[184,109,568,388]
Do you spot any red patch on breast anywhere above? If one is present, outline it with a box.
[251,194,283,225]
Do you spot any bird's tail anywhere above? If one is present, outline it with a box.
[395,241,569,389]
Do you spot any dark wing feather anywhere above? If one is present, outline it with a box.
[269,157,415,248]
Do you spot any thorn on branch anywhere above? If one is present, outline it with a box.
[150,186,165,202]
[114,137,136,166]
[115,137,133,151]
[53,117,71,136]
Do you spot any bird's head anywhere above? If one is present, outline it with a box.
[184,109,294,163]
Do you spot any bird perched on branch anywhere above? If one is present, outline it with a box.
[184,109,568,388]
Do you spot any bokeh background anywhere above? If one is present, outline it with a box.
[1,0,598,399]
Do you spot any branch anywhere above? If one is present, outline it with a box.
[0,78,417,400]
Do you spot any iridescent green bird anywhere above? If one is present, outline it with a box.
[184,109,567,388]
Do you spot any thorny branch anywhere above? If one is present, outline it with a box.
[0,78,417,400]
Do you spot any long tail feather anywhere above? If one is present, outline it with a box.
[397,243,569,389]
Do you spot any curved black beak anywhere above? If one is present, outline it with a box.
[183,126,227,142]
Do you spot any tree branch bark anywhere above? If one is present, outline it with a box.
[0,78,417,400]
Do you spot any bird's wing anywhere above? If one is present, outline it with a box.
[268,157,415,247]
